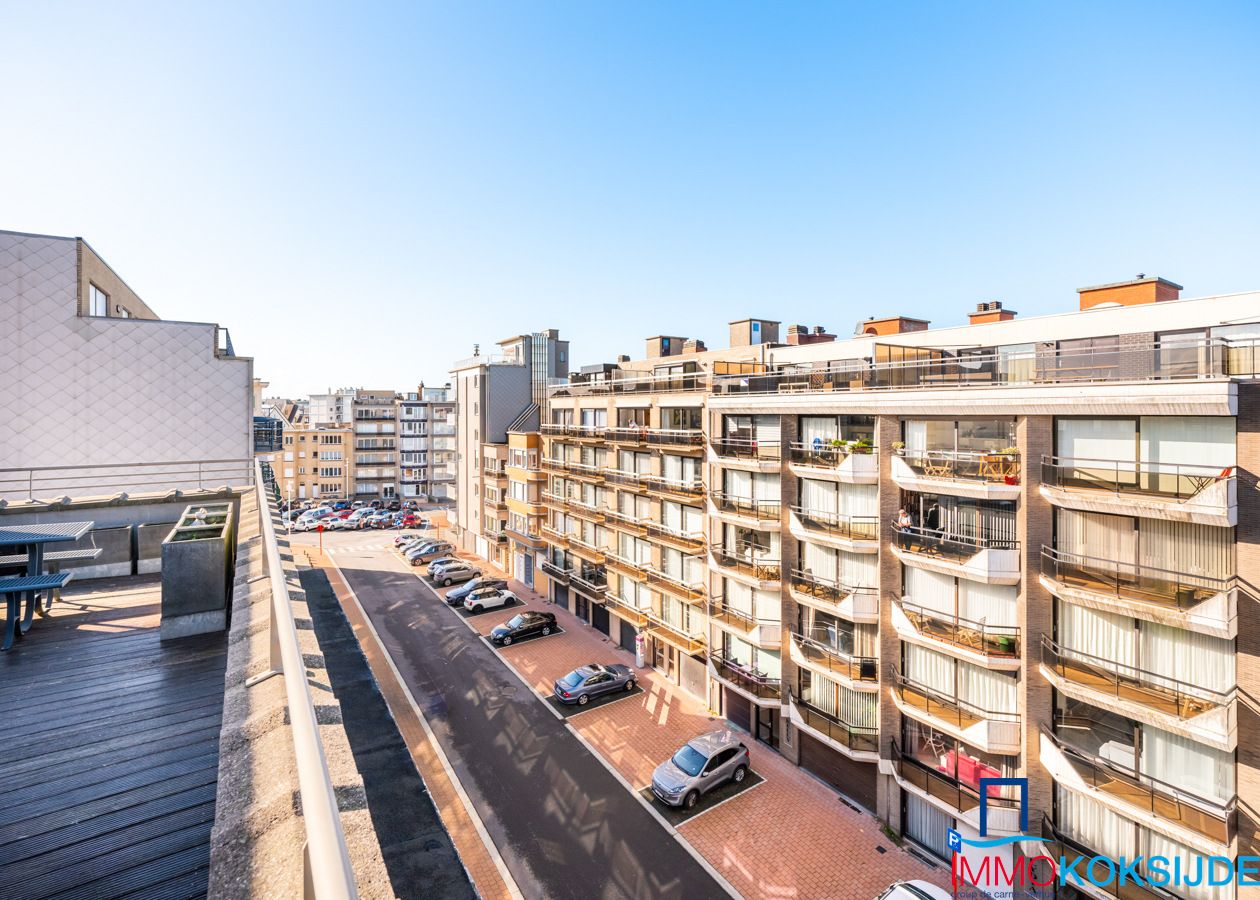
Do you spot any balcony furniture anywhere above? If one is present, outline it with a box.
[1,573,74,650]
[0,521,94,650]
[922,454,953,478]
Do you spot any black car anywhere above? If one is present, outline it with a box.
[387,498,402,512]
[488,611,557,645]
[445,576,508,605]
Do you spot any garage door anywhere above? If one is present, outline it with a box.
[553,585,569,611]
[618,622,637,655]
[724,688,752,733]
[592,603,610,635]
[798,733,877,813]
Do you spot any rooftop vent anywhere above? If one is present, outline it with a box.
[854,315,930,337]
[969,301,1017,325]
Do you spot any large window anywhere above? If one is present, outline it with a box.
[660,407,701,430]
[89,283,109,317]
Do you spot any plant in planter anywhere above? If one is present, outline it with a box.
[851,438,874,455]
[891,441,906,452]
[998,446,1020,456]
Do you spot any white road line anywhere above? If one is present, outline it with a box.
[326,556,525,900]
[677,775,768,824]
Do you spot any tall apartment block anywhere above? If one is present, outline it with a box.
[398,384,457,501]
[450,330,568,571]
[536,280,1260,899]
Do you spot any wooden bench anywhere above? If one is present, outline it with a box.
[1,572,74,650]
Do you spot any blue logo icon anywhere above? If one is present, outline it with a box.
[947,829,962,852]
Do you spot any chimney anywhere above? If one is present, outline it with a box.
[787,324,837,345]
[616,354,631,364]
[682,338,707,353]
[729,318,780,347]
[645,336,688,358]
[969,301,1017,325]
[856,315,930,336]
[1077,275,1182,311]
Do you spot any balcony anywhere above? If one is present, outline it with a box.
[1040,456,1236,527]
[482,467,507,480]
[569,535,605,564]
[602,469,647,491]
[892,450,1021,501]
[571,565,608,597]
[710,438,780,471]
[547,371,707,398]
[788,570,879,623]
[602,507,648,535]
[540,458,605,482]
[642,521,706,554]
[891,740,1022,830]
[539,559,572,584]
[504,525,546,550]
[789,629,878,690]
[642,474,705,501]
[1040,546,1236,639]
[786,442,879,484]
[1039,637,1235,751]
[708,652,781,703]
[644,565,706,602]
[788,506,878,552]
[605,427,706,451]
[709,545,781,586]
[605,551,649,582]
[891,669,1022,754]
[890,596,1021,667]
[891,526,1020,585]
[540,423,606,441]
[604,594,650,626]
[710,492,781,525]
[567,497,606,523]
[786,693,879,759]
[1040,727,1235,847]
[644,611,707,656]
[540,490,571,511]
[540,524,571,547]
[708,597,780,647]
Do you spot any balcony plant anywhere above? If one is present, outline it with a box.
[891,441,906,452]
[850,438,874,455]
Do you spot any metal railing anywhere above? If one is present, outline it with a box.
[788,691,879,753]
[893,596,1021,657]
[790,506,879,540]
[644,564,706,600]
[787,441,876,469]
[789,569,878,615]
[709,544,781,582]
[539,559,572,583]
[1040,636,1234,718]
[641,474,705,499]
[710,492,781,520]
[1040,545,1235,613]
[710,651,781,699]
[1038,815,1193,900]
[791,628,878,682]
[642,520,706,552]
[897,448,1021,484]
[606,427,706,449]
[710,437,781,461]
[249,461,358,900]
[547,371,706,397]
[893,525,1019,563]
[571,565,608,595]
[0,457,256,503]
[604,594,650,626]
[1041,455,1234,502]
[605,551,649,580]
[892,667,1021,728]
[541,423,607,439]
[891,739,1021,815]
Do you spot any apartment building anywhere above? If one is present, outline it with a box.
[450,330,568,569]
[309,388,356,426]
[538,281,1260,899]
[398,383,456,501]
[352,389,400,500]
[505,429,548,589]
[0,228,253,500]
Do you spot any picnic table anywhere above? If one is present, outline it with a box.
[0,521,95,650]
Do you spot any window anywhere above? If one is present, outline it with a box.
[88,283,109,317]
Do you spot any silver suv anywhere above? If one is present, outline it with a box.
[651,730,750,809]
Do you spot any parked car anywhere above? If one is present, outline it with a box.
[431,560,480,586]
[398,513,425,528]
[291,517,323,532]
[403,500,419,511]
[332,500,351,511]
[445,577,508,605]
[321,516,349,531]
[394,532,423,547]
[403,539,439,556]
[874,883,952,900]
[487,609,554,643]
[369,499,384,509]
[462,587,517,613]
[352,500,367,509]
[408,542,453,564]
[387,498,402,512]
[553,663,636,706]
[425,556,459,573]
[651,731,750,809]
[367,512,394,528]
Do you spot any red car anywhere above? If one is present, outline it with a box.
[399,513,423,527]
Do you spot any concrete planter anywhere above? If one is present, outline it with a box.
[161,502,236,640]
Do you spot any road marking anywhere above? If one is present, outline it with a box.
[325,555,525,900]
[676,775,768,825]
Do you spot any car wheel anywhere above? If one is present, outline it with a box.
[502,635,512,645]
[541,626,551,636]
[443,578,453,586]
[578,693,589,706]
[625,679,636,691]
[732,765,748,784]
[683,791,699,810]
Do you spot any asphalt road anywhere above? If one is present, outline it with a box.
[332,550,726,900]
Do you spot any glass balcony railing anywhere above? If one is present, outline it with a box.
[605,551,650,580]
[1041,456,1234,502]
[891,739,1021,817]
[788,691,879,753]
[710,651,781,699]
[709,545,781,582]
[710,492,781,520]
[604,595,649,626]
[603,469,648,490]
[548,371,706,397]
[892,669,1021,732]
[644,565,705,601]
[893,596,1021,658]
[1040,636,1234,720]
[791,506,878,541]
[602,507,647,534]
[642,521,706,553]
[789,569,878,617]
[541,423,607,439]
[1040,546,1235,615]
[571,565,608,596]
[790,628,878,683]
[539,560,571,583]
[1037,816,1184,900]
[896,449,1021,485]
[710,437,780,462]
[787,441,876,469]
[605,427,705,449]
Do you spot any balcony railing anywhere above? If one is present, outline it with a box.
[787,441,875,469]
[892,668,1021,732]
[547,371,707,397]
[1040,546,1235,613]
[897,449,1021,485]
[710,492,781,520]
[541,490,571,511]
[606,427,706,449]
[642,521,706,553]
[791,506,878,541]
[569,535,605,562]
[788,692,879,753]
[604,595,649,626]
[602,507,647,534]
[790,628,878,683]
[893,525,1019,564]
[710,545,781,582]
[482,467,507,478]
[567,497,607,521]
[645,565,706,601]
[1046,725,1236,845]
[710,651,781,699]
[707,597,757,632]
[1041,456,1234,502]
[540,524,571,546]
[541,423,608,440]
[644,611,707,654]
[540,560,572,583]
[710,437,781,462]
[1038,815,1180,900]
[571,566,608,596]
[642,474,705,499]
[605,551,649,580]
[891,739,1021,817]
[790,569,878,616]
[894,597,1020,658]
[1040,636,1233,719]
[603,470,647,490]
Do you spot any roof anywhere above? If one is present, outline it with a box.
[1077,276,1184,292]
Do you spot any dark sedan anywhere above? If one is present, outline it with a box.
[488,611,557,646]
[445,576,508,605]
[553,663,637,706]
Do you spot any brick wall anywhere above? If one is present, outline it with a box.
[1234,383,1260,857]
[876,415,904,831]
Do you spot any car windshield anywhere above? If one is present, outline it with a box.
[506,615,526,628]
[671,745,708,777]
[560,671,584,688]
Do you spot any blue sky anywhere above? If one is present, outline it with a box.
[2,2,1257,398]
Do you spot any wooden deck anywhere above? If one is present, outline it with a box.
[0,574,227,900]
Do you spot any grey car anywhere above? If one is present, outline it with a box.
[431,560,481,586]
[553,663,637,706]
[408,542,453,565]
[651,730,750,809]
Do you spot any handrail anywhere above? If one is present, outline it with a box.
[893,595,1021,657]
[251,460,358,900]
[890,739,1022,813]
[893,524,1019,562]
[896,448,1021,484]
[1039,545,1235,612]
[709,544,782,581]
[790,628,879,682]
[787,441,877,467]
[892,667,1021,724]
[787,690,880,752]
[790,568,877,606]
[0,457,256,502]
[710,492,782,519]
[710,437,781,461]
[790,505,879,540]
[1041,455,1234,501]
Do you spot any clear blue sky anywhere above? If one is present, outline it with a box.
[3,2,1257,398]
